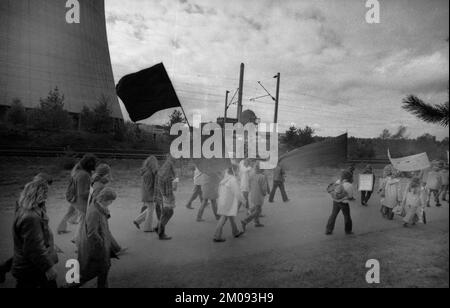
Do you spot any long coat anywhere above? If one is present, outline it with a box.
[141,169,157,203]
[71,169,91,214]
[78,196,112,281]
[381,178,402,208]
[217,174,243,217]
[249,172,270,206]
[12,205,58,279]
[201,173,221,200]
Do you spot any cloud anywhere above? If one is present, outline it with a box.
[105,0,449,140]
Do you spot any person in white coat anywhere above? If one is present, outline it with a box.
[380,169,402,220]
[239,159,252,212]
[213,165,245,242]
[402,177,427,227]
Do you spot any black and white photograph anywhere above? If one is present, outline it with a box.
[0,0,448,293]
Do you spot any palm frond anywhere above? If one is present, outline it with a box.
[402,95,449,127]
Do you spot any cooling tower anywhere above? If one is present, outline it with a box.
[0,0,123,119]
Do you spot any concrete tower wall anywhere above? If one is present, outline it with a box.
[0,0,122,119]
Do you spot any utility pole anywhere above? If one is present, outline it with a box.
[237,63,245,122]
[274,72,280,124]
[224,90,230,123]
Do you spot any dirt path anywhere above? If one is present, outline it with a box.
[0,160,448,288]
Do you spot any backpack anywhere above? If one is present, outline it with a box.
[327,181,347,200]
[65,177,77,203]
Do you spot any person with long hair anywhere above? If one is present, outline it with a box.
[57,154,97,235]
[11,175,59,288]
[133,156,159,232]
[154,155,178,240]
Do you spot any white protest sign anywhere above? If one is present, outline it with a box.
[359,174,374,191]
[388,150,431,172]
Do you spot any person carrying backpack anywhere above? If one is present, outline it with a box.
[57,155,97,235]
[325,170,355,235]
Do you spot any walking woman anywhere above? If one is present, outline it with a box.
[133,156,159,232]
[75,188,118,288]
[214,165,245,242]
[11,175,59,288]
[197,172,221,222]
[57,154,97,235]
[154,155,179,240]
[84,164,125,256]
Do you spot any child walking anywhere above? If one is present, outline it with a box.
[213,165,245,242]
[402,177,427,227]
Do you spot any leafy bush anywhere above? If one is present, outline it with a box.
[28,87,73,131]
[6,99,27,126]
[80,95,113,133]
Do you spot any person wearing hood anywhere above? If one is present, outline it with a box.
[242,162,271,229]
[425,161,443,207]
[70,187,118,288]
[213,165,245,242]
[133,156,159,232]
[360,165,375,206]
[402,177,427,227]
[380,169,402,220]
[326,170,355,235]
[82,164,125,256]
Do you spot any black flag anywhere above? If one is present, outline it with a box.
[116,63,182,122]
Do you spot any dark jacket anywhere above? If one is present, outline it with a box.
[11,205,58,279]
[273,166,285,183]
[78,200,112,281]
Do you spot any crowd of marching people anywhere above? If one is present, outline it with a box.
[325,160,449,235]
[0,153,288,288]
[1,152,448,288]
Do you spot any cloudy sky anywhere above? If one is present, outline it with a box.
[105,0,449,140]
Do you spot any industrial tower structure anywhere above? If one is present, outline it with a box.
[0,0,123,121]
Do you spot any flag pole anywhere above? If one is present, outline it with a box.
[179,104,191,128]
